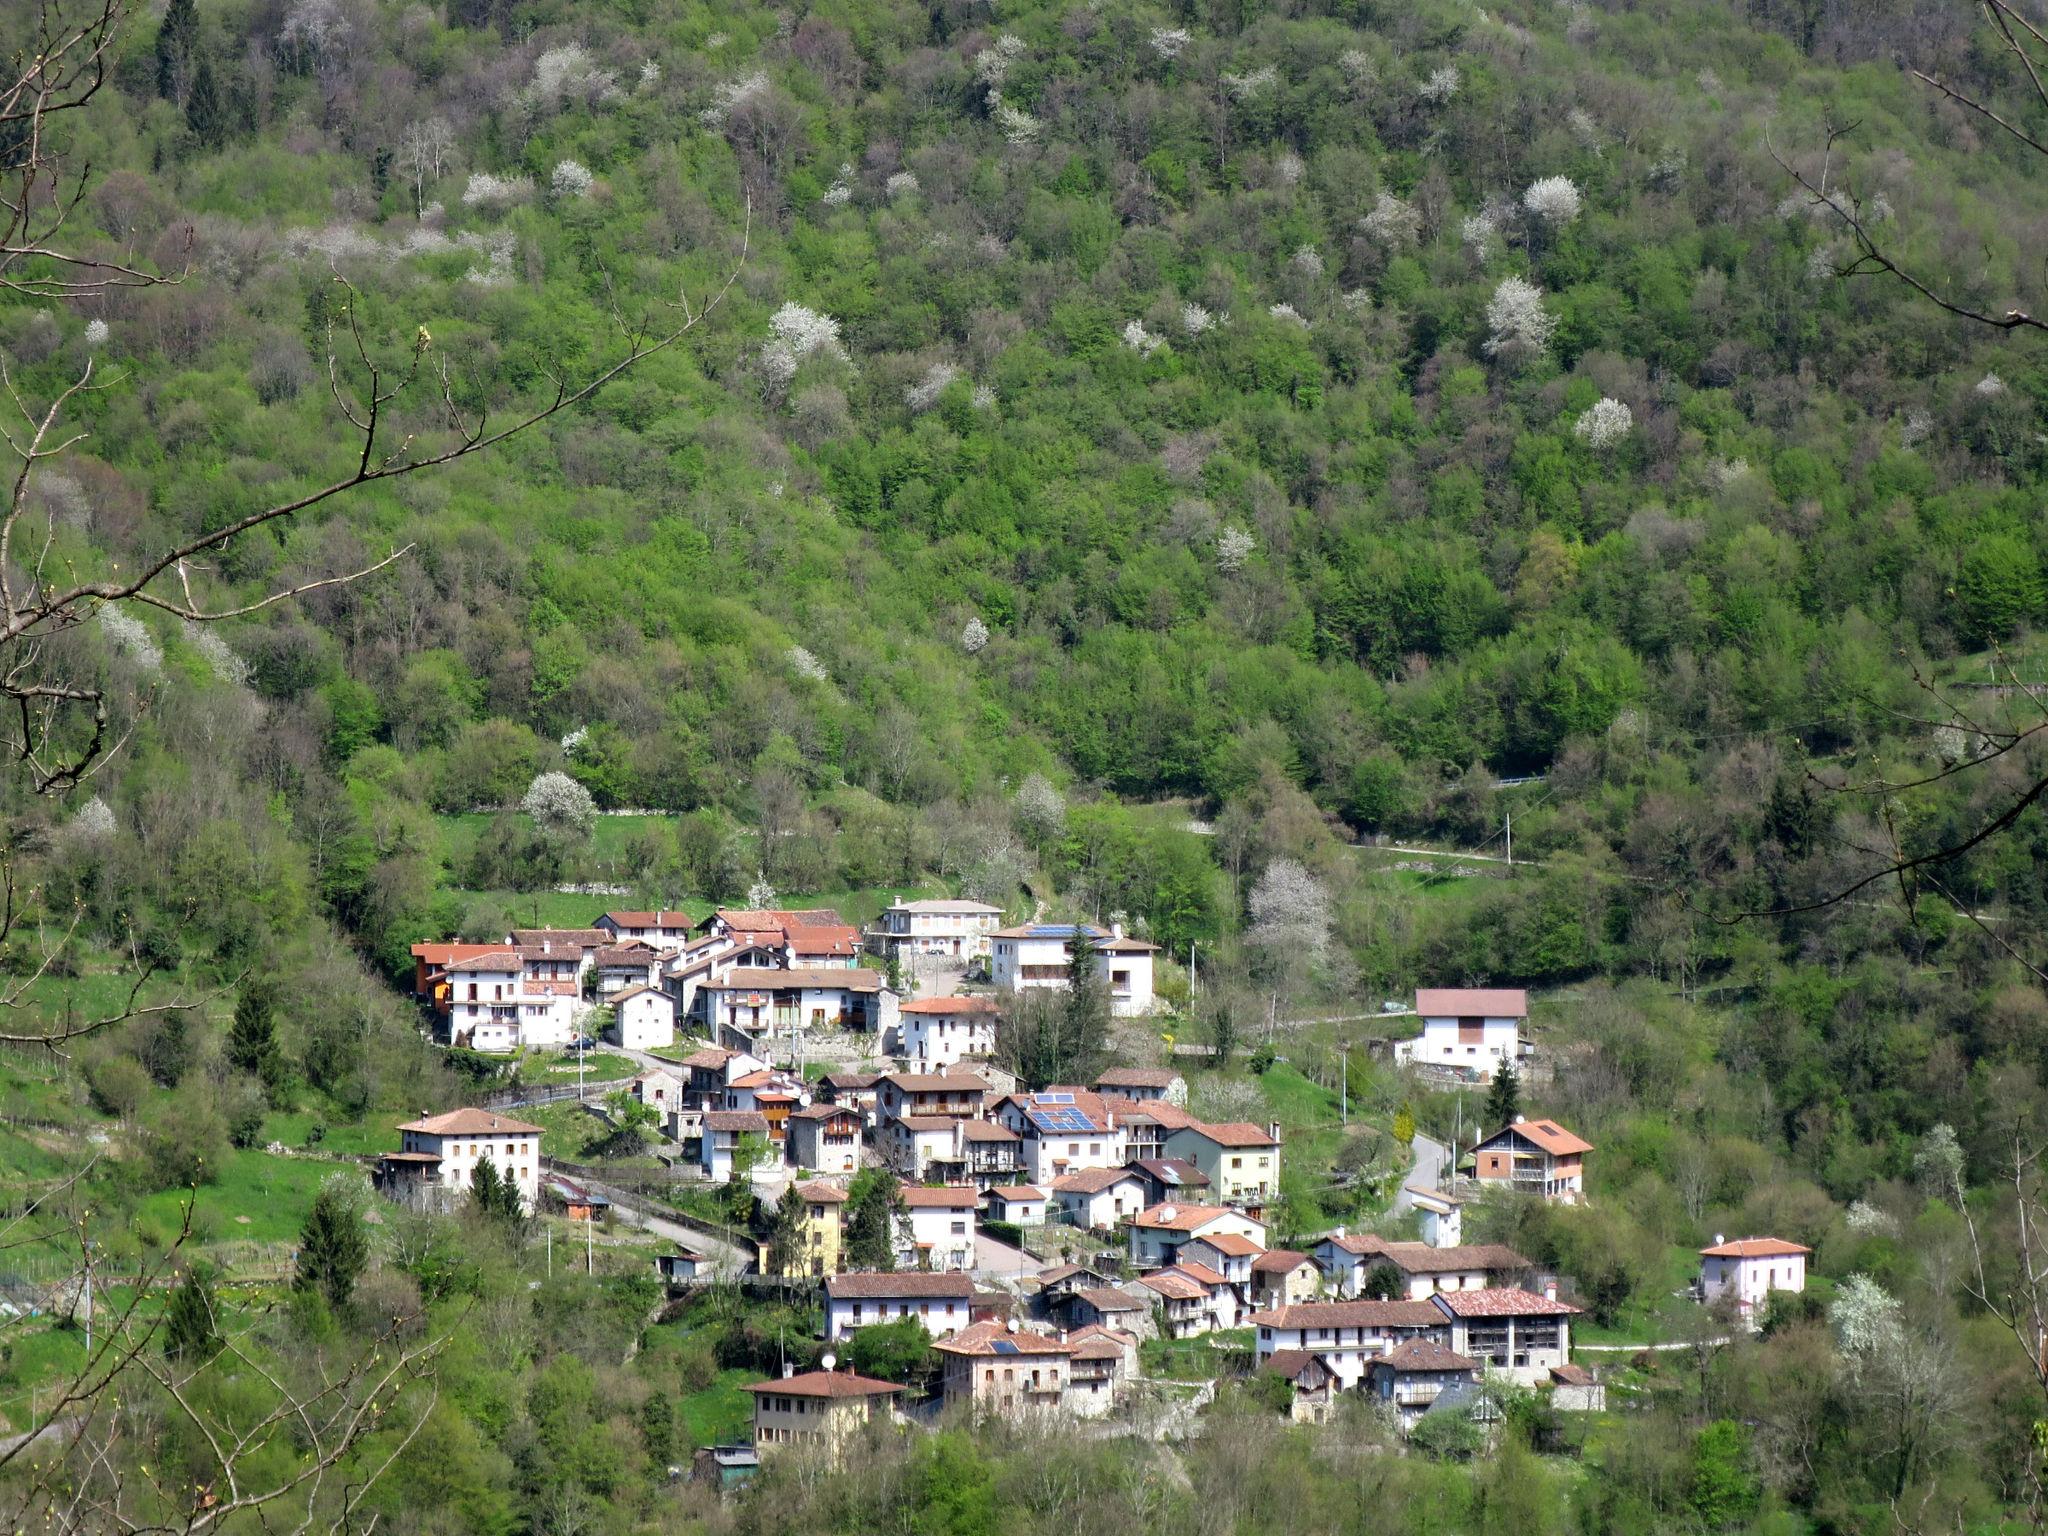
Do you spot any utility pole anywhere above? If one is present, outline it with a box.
[1505,810,1512,869]
[586,1207,594,1276]
[546,1222,552,1277]
[1339,1039,1349,1126]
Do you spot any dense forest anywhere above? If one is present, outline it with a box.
[0,0,2045,1528]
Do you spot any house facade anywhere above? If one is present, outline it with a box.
[1251,1249,1321,1308]
[787,1104,862,1176]
[698,967,896,1039]
[896,996,1002,1067]
[748,1370,901,1456]
[1469,1118,1591,1203]
[1698,1236,1810,1322]
[607,984,676,1050]
[1313,1237,1532,1299]
[1051,1167,1149,1231]
[376,1108,543,1213]
[1430,1289,1579,1387]
[934,1322,1072,1417]
[901,1186,979,1271]
[1364,1339,1482,1429]
[823,1272,975,1340]
[1249,1298,1449,1390]
[594,910,698,951]
[700,1110,770,1180]
[984,1185,1048,1226]
[877,1072,988,1123]
[1091,1068,1188,1105]
[1393,988,1530,1080]
[794,1180,848,1276]
[988,924,1160,1017]
[872,899,1006,962]
[1127,1203,1268,1269]
[1162,1122,1281,1211]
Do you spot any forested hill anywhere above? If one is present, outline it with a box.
[16,0,2048,985]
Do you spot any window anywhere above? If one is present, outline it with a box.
[1231,1157,1242,1169]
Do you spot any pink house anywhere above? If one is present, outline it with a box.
[1698,1236,1810,1322]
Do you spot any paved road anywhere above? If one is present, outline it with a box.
[972,1231,1047,1280]
[569,1172,756,1273]
[1394,1133,1450,1208]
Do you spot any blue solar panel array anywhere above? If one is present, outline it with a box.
[1024,924,1108,940]
[991,1338,1020,1355]
[1027,1107,1100,1133]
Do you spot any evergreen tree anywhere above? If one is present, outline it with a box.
[1059,926,1110,1082]
[186,56,226,149]
[640,1393,675,1465]
[470,1153,525,1226]
[1484,1059,1521,1134]
[163,1264,220,1365]
[228,976,282,1085]
[768,1183,810,1277]
[845,1167,907,1271]
[154,0,198,99]
[294,1175,369,1311]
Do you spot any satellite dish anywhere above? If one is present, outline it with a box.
[820,1351,837,1373]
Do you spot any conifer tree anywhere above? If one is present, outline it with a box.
[154,0,198,99]
[163,1264,220,1365]
[768,1183,810,1277]
[1484,1059,1521,1134]
[186,56,225,149]
[228,975,282,1084]
[845,1167,907,1271]
[294,1175,369,1311]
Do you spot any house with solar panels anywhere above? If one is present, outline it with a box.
[995,1090,1129,1185]
[989,922,1160,1016]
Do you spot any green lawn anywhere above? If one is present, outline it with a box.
[1571,1244,1710,1345]
[132,1148,358,1247]
[678,1367,757,1447]
[1141,1329,1254,1381]
[517,1100,667,1168]
[258,1111,399,1157]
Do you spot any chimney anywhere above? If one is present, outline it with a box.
[1269,1122,1282,1145]
[1333,1224,1346,1239]
[1110,920,1124,941]
[782,1361,795,1378]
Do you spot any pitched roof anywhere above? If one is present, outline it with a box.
[713,907,847,933]
[957,1120,1018,1142]
[411,941,512,965]
[709,966,885,992]
[1318,1232,1391,1258]
[1105,1097,1202,1130]
[821,1070,881,1090]
[899,995,1002,1016]
[679,1046,738,1069]
[1180,1120,1279,1148]
[1429,1287,1581,1319]
[598,910,696,928]
[746,1369,903,1399]
[1170,1260,1227,1286]
[593,945,658,966]
[987,1185,1046,1201]
[610,984,665,1003]
[785,925,861,955]
[1375,1242,1531,1275]
[1248,1299,1445,1331]
[894,1115,960,1133]
[1187,1231,1262,1258]
[934,1321,1073,1357]
[1100,935,1162,952]
[902,1185,979,1208]
[1699,1237,1811,1258]
[826,1271,975,1299]
[444,950,522,974]
[796,1179,850,1202]
[1371,1339,1479,1374]
[703,1110,770,1133]
[1134,1269,1207,1300]
[1074,1287,1147,1313]
[889,899,1004,914]
[510,927,609,948]
[790,1102,859,1122]
[1126,1158,1209,1188]
[1093,1068,1183,1089]
[1066,1325,1135,1360]
[1260,1348,1337,1381]
[1549,1363,1598,1387]
[1479,1118,1593,1156]
[883,1072,989,1093]
[1415,988,1529,1018]
[991,922,1110,941]
[398,1108,542,1136]
[1129,1202,1237,1232]
[1252,1248,1315,1275]
[1051,1167,1143,1195]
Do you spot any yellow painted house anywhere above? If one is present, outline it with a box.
[795,1179,850,1276]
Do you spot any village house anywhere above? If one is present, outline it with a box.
[1091,1067,1188,1105]
[699,906,850,944]
[1130,1262,1243,1337]
[1125,1157,1212,1208]
[375,1108,543,1213]
[1182,1231,1262,1288]
[884,1115,964,1180]
[1363,1339,1482,1429]
[678,1044,768,1111]
[1393,987,1531,1081]
[786,1103,862,1176]
[747,1368,902,1456]
[437,950,548,1052]
[896,996,1002,1067]
[1064,1325,1138,1417]
[950,1119,1027,1187]
[1249,1298,1449,1390]
[1261,1350,1343,1423]
[877,1071,988,1123]
[901,1185,979,1272]
[591,943,661,997]
[824,1272,975,1341]
[1548,1362,1605,1411]
[934,1321,1073,1418]
[781,925,862,969]
[988,923,1160,1016]
[1430,1289,1580,1386]
[664,933,742,1020]
[699,967,897,1042]
[1161,1121,1282,1212]
[628,1067,682,1113]
[606,984,676,1050]
[1407,1186,1467,1248]
[984,1185,1048,1226]
[594,910,699,951]
[872,898,1007,963]
[1127,1202,1268,1269]
[545,1175,610,1222]
[1050,1166,1150,1231]
[793,1180,848,1276]
[655,1249,710,1287]
[817,1070,882,1127]
[1064,1286,1153,1337]
[1312,1236,1533,1299]
[1698,1236,1810,1324]
[1468,1117,1592,1203]
[724,1069,805,1147]
[1251,1249,1321,1308]
[700,1109,770,1181]
[997,1090,1129,1184]
[408,941,511,1018]
[1103,1098,1199,1163]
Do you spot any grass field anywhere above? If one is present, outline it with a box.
[132,1148,358,1247]
[678,1367,757,1447]
[1141,1329,1254,1380]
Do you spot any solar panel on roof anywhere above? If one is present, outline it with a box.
[991,1338,1019,1355]
[1041,1093,1073,1104]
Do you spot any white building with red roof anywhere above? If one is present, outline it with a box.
[1698,1235,1810,1322]
[989,922,1160,1016]
[594,910,698,951]
[897,995,1002,1067]
[872,897,1007,962]
[1127,1201,1268,1269]
[1162,1120,1281,1211]
[1469,1116,1592,1203]
[901,1185,980,1271]
[1394,987,1531,1080]
[376,1108,543,1212]
[606,983,676,1051]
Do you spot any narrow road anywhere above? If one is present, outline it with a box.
[1393,1133,1450,1208]
[568,1172,756,1273]
[973,1231,1046,1280]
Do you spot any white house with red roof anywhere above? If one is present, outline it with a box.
[1251,1287,1580,1389]
[896,995,1001,1066]
[1127,1202,1268,1269]
[1394,987,1531,1080]
[999,1090,1129,1185]
[606,983,676,1050]
[872,897,1007,962]
[1051,1166,1149,1230]
[983,1184,1048,1226]
[989,923,1160,1016]
[824,1271,975,1340]
[376,1108,543,1212]
[901,1185,979,1271]
[1469,1116,1592,1203]
[1698,1236,1810,1323]
[594,910,698,951]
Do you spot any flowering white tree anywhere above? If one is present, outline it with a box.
[973,34,1026,88]
[1150,27,1190,60]
[905,362,958,412]
[760,303,849,396]
[746,873,777,909]
[83,318,108,349]
[550,160,595,199]
[1360,191,1420,248]
[822,163,855,207]
[1573,398,1633,448]
[1268,302,1308,326]
[1418,65,1460,104]
[961,616,990,653]
[787,644,831,682]
[1912,1123,1966,1198]
[1014,772,1066,846]
[1976,371,2008,397]
[1483,276,1557,361]
[1122,319,1164,356]
[69,794,115,840]
[460,173,534,209]
[991,99,1042,145]
[98,608,161,674]
[182,621,249,685]
[527,44,621,112]
[1217,526,1256,573]
[523,771,596,839]
[1523,175,1583,225]
[700,70,767,127]
[1290,245,1323,276]
[1223,65,1277,102]
[885,170,920,199]
[1180,302,1215,337]
[1248,858,1333,974]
